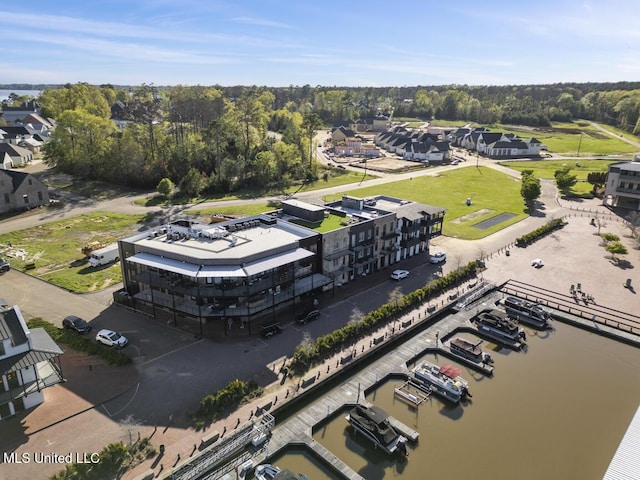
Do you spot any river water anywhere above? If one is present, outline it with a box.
[272,322,640,480]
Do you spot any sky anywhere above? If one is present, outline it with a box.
[1,0,639,87]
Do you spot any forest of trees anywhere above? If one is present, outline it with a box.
[3,81,640,192]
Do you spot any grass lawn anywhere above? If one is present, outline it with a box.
[499,159,616,179]
[184,202,276,219]
[500,158,617,197]
[496,121,637,156]
[0,212,147,293]
[323,166,528,240]
[288,213,347,233]
[136,169,377,207]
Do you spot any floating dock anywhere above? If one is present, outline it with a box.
[394,380,431,405]
[388,416,420,442]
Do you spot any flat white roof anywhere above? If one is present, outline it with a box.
[127,252,200,277]
[130,221,314,264]
[244,248,314,276]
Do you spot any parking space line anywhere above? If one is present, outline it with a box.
[138,338,204,367]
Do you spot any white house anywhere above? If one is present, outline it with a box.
[0,305,64,420]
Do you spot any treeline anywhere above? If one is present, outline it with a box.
[16,81,640,190]
[39,83,319,192]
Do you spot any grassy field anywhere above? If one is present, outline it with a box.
[500,159,617,196]
[323,166,528,240]
[0,212,147,293]
[497,121,637,156]
[136,169,377,206]
[184,202,275,220]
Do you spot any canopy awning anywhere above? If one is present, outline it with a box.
[126,252,201,277]
[243,248,314,277]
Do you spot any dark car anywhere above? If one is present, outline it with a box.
[0,258,10,273]
[261,323,283,338]
[62,315,92,334]
[296,309,320,325]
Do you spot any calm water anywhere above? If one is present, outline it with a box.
[0,89,41,102]
[294,322,640,480]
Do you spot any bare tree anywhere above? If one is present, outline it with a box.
[388,286,404,310]
[626,211,640,239]
[119,414,141,445]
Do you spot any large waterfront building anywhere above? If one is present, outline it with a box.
[116,196,445,335]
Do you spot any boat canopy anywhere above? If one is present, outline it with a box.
[440,364,462,379]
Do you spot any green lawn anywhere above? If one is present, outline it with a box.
[136,169,377,207]
[496,122,637,156]
[499,159,616,180]
[185,202,275,219]
[0,212,147,293]
[324,166,528,240]
[288,213,347,233]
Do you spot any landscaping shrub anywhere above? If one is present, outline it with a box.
[289,261,480,374]
[27,318,132,366]
[192,379,263,429]
[50,438,156,480]
[515,218,566,247]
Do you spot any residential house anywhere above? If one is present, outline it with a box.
[0,170,50,214]
[484,139,530,158]
[0,152,13,170]
[331,126,356,144]
[603,159,640,210]
[0,143,34,167]
[0,100,40,125]
[0,304,64,420]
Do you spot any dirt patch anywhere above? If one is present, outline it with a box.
[451,208,493,224]
[341,155,426,173]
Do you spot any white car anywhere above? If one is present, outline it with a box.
[96,329,128,348]
[531,258,544,268]
[430,252,447,264]
[390,269,410,280]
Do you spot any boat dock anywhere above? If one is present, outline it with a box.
[467,325,525,351]
[394,380,431,405]
[387,416,420,442]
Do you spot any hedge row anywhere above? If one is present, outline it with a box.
[27,318,133,366]
[50,438,156,479]
[192,379,263,429]
[289,261,480,374]
[515,218,566,247]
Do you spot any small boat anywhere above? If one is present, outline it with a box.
[449,337,493,365]
[472,308,526,345]
[346,404,408,456]
[254,464,308,480]
[254,464,280,480]
[412,361,471,404]
[501,296,550,329]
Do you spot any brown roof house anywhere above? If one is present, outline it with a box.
[0,170,49,214]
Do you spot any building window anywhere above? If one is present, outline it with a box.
[28,179,33,185]
[38,191,43,201]
[23,194,29,204]
[3,193,9,204]
[358,232,364,242]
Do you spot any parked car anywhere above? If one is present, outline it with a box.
[96,329,128,348]
[296,309,320,325]
[0,258,10,273]
[261,323,283,338]
[451,159,461,165]
[429,252,447,264]
[62,315,92,334]
[390,269,410,280]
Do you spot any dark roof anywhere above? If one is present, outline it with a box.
[396,202,445,220]
[0,328,63,376]
[479,132,502,144]
[0,143,31,157]
[0,170,34,190]
[0,306,28,345]
[0,125,38,136]
[489,140,528,149]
